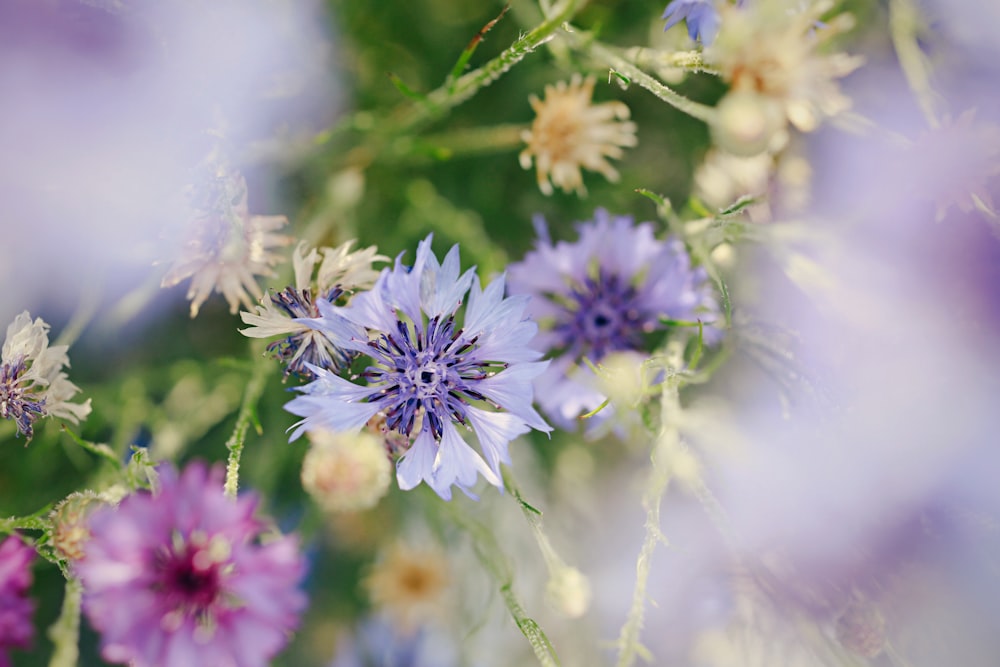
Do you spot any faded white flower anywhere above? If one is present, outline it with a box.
[1,311,91,439]
[240,240,386,379]
[161,170,291,317]
[520,75,638,196]
[707,0,863,141]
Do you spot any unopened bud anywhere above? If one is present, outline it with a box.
[302,429,392,513]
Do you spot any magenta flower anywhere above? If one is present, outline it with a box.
[0,536,35,667]
[77,462,307,667]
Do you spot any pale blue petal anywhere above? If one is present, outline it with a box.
[465,407,530,477]
[432,421,500,497]
[396,426,438,492]
[476,362,552,433]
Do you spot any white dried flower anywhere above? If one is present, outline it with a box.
[240,240,387,379]
[520,75,638,196]
[161,171,291,317]
[1,311,91,440]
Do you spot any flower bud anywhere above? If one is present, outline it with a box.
[301,429,392,513]
[49,491,105,562]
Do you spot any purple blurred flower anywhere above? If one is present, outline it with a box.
[507,210,721,429]
[662,0,721,45]
[0,536,35,667]
[284,235,552,500]
[77,462,307,667]
[329,617,458,667]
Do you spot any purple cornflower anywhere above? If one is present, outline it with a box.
[662,0,721,45]
[507,209,722,430]
[285,235,551,500]
[76,462,307,667]
[0,536,35,667]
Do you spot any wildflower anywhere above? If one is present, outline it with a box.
[506,210,721,429]
[707,0,862,137]
[662,0,722,45]
[241,241,387,380]
[1,311,91,440]
[161,169,291,318]
[519,75,638,196]
[0,536,35,667]
[76,462,307,667]
[285,235,551,500]
[364,542,451,633]
[301,429,393,513]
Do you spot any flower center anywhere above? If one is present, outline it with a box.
[267,286,352,379]
[0,356,46,439]
[363,315,505,441]
[555,271,645,362]
[155,533,231,616]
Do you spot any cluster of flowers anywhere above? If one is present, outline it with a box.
[0,201,719,666]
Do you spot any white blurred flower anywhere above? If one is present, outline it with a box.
[161,170,291,317]
[708,0,862,139]
[519,75,638,196]
[1,311,91,439]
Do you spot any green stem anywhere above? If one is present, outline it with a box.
[443,500,562,667]
[614,366,682,667]
[223,358,272,498]
[394,0,586,135]
[622,46,720,75]
[47,577,83,667]
[502,467,566,573]
[578,38,717,124]
[61,427,123,471]
[889,0,940,128]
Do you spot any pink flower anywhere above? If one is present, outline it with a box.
[0,536,35,667]
[77,463,307,667]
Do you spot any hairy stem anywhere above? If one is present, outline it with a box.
[223,358,272,498]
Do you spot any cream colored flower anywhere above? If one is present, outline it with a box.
[708,0,863,137]
[161,170,291,317]
[1,311,91,439]
[520,75,638,196]
[301,429,392,513]
[364,541,451,633]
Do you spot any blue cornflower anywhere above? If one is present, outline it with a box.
[284,235,551,500]
[507,209,722,430]
[662,0,721,45]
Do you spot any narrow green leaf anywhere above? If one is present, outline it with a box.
[445,5,511,93]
